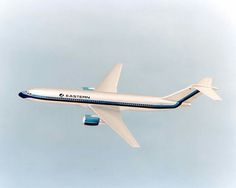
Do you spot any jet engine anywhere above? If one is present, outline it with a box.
[82,87,94,91]
[83,115,100,126]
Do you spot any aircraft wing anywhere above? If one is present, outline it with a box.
[95,64,122,93]
[89,105,140,148]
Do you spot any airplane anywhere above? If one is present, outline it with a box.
[19,64,221,148]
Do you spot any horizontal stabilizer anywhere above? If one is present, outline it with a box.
[192,77,221,101]
[163,77,222,103]
[193,86,221,100]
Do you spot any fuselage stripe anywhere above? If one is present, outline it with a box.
[22,90,200,109]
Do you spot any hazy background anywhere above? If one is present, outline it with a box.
[0,0,235,187]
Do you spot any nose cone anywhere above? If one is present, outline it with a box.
[18,91,28,98]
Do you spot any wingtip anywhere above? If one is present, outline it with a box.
[131,142,140,148]
[214,96,222,101]
[116,63,123,68]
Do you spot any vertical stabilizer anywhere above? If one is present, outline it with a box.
[163,77,221,103]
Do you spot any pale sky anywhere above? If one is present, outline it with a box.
[0,0,235,188]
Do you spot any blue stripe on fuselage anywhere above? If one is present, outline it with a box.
[18,90,200,109]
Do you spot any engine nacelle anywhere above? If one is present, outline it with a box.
[82,87,94,91]
[83,115,100,126]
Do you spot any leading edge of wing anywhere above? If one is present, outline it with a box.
[89,105,140,148]
[95,64,122,93]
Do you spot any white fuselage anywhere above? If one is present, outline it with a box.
[19,88,185,111]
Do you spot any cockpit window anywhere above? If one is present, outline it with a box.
[26,91,32,95]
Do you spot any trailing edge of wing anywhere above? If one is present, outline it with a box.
[89,105,140,148]
[95,64,122,93]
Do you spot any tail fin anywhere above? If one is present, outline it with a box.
[163,77,221,104]
[192,78,221,100]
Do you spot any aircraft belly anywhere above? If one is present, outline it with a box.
[28,98,89,107]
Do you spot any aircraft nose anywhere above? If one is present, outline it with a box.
[18,91,28,98]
